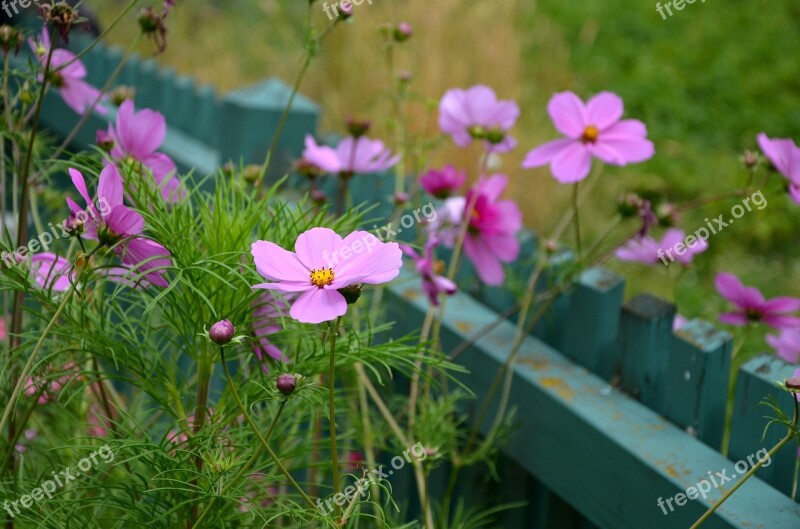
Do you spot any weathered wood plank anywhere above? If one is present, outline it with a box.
[386,269,800,529]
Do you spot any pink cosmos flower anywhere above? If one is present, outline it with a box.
[715,272,800,329]
[400,239,456,306]
[30,253,74,291]
[251,227,402,324]
[461,175,522,285]
[766,328,800,364]
[428,197,466,247]
[522,91,654,183]
[756,133,800,205]
[28,30,107,116]
[107,100,184,203]
[419,165,466,199]
[68,164,172,287]
[252,291,294,369]
[438,85,519,153]
[0,316,5,341]
[615,228,708,266]
[301,135,399,175]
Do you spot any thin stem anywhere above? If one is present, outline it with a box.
[219,346,316,510]
[190,400,287,529]
[690,396,798,529]
[573,181,582,258]
[328,316,342,522]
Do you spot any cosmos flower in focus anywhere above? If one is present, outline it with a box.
[522,91,654,183]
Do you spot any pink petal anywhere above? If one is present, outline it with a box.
[715,272,749,308]
[289,288,347,324]
[762,297,800,314]
[719,312,749,326]
[586,91,624,131]
[115,100,166,159]
[762,314,800,330]
[106,206,144,236]
[332,234,402,286]
[253,282,312,293]
[547,92,587,138]
[294,228,344,270]
[97,164,124,210]
[69,168,93,206]
[522,139,576,168]
[251,240,308,282]
[464,235,504,286]
[550,142,592,183]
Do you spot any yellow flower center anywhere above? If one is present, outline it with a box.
[581,125,599,143]
[309,267,335,288]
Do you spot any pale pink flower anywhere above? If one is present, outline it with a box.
[522,91,654,183]
[438,85,519,153]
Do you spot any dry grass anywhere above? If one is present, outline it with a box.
[93,0,603,231]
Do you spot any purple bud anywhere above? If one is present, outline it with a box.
[209,320,234,345]
[276,373,297,395]
[393,191,410,205]
[394,22,412,42]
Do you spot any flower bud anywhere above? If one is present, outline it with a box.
[110,86,135,106]
[741,150,759,169]
[311,188,328,205]
[0,25,24,54]
[786,378,800,392]
[242,164,263,184]
[96,130,115,152]
[393,191,410,205]
[337,285,362,305]
[656,202,681,228]
[346,117,372,139]
[209,320,235,345]
[616,192,644,218]
[338,1,353,19]
[393,22,412,42]
[276,373,297,396]
[39,2,80,43]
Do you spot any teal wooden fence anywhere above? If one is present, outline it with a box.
[33,38,800,529]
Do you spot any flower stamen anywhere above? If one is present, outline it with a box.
[309,267,335,288]
[581,125,599,143]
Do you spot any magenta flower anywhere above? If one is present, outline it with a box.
[68,165,172,287]
[301,135,399,175]
[766,328,800,364]
[400,239,457,306]
[30,253,74,291]
[419,165,466,199]
[715,272,800,329]
[252,291,294,368]
[0,315,4,341]
[251,227,402,324]
[462,175,522,285]
[28,30,107,116]
[615,228,707,266]
[522,91,654,183]
[757,133,800,205]
[108,100,184,202]
[438,85,519,153]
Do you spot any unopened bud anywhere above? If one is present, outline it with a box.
[276,373,297,395]
[209,320,234,345]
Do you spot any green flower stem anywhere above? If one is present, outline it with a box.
[219,346,315,510]
[190,399,287,529]
[690,395,798,529]
[328,316,343,522]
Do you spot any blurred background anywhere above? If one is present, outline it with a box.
[91,0,800,356]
